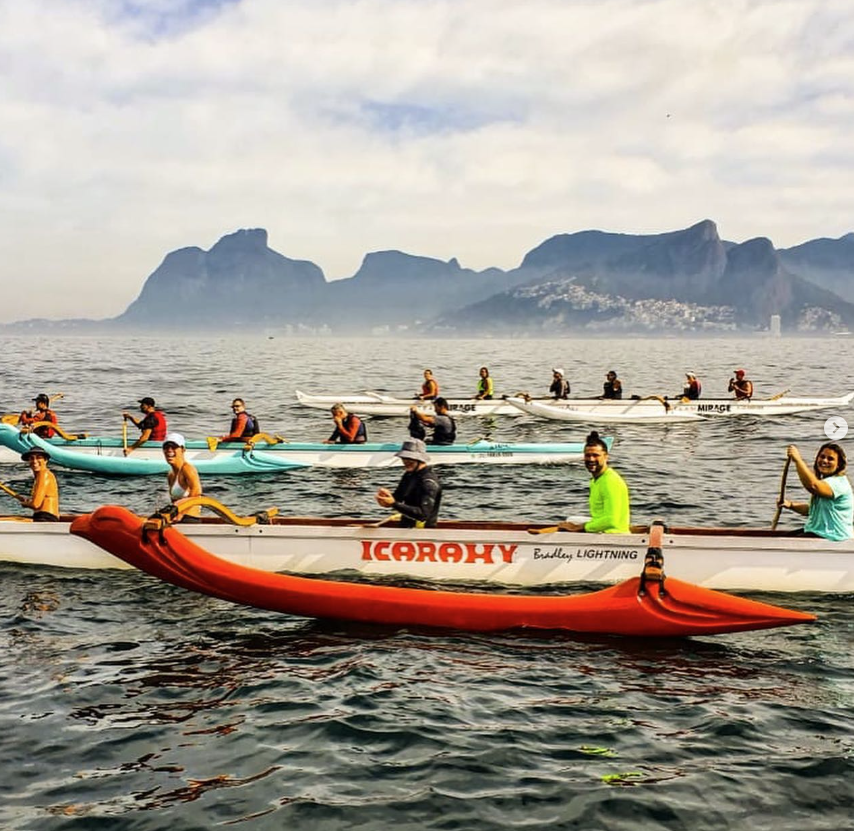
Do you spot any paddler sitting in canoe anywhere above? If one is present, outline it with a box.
[475,366,494,400]
[778,443,853,541]
[409,397,457,445]
[16,447,60,522]
[163,433,203,521]
[219,398,260,442]
[19,393,59,438]
[550,368,570,399]
[728,368,753,400]
[375,438,442,528]
[680,372,702,400]
[122,396,168,456]
[324,404,367,444]
[558,430,630,534]
[601,370,622,400]
[417,369,440,401]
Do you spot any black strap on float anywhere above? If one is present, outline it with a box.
[142,504,179,544]
[639,519,667,597]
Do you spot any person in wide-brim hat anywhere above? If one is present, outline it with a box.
[375,438,442,527]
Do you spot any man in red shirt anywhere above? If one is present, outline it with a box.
[122,396,168,455]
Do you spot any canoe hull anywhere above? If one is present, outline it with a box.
[504,397,705,424]
[295,390,854,418]
[0,424,600,473]
[4,515,854,593]
[69,507,815,636]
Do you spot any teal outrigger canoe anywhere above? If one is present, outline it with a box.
[0,424,608,476]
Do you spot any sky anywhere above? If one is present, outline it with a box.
[1,0,853,323]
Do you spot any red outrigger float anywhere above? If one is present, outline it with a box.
[70,506,816,638]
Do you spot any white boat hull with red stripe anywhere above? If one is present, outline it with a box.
[2,515,852,593]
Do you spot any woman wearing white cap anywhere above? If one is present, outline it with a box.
[375,438,442,528]
[549,368,570,400]
[162,433,203,520]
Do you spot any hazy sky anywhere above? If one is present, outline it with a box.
[1,0,852,323]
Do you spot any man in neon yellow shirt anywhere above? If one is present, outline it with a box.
[559,431,630,533]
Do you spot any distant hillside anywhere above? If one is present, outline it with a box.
[779,233,854,303]
[3,221,853,334]
[119,229,327,327]
[315,251,523,330]
[435,222,854,333]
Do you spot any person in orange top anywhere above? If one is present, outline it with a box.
[324,404,367,444]
[418,369,439,401]
[219,398,259,441]
[19,394,59,438]
[17,448,60,521]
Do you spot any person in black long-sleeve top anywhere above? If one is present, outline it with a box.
[375,438,442,528]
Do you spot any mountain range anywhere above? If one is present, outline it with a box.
[6,221,854,334]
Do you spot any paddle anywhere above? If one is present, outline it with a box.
[640,394,671,412]
[771,457,792,530]
[146,496,279,528]
[246,433,286,448]
[768,389,791,401]
[22,421,87,441]
[1,392,64,426]
[528,523,649,535]
[122,418,128,453]
[365,512,402,528]
[0,481,24,502]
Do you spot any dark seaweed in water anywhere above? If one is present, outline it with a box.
[1,335,852,830]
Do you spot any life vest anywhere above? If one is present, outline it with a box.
[431,414,456,445]
[344,414,367,443]
[477,377,494,399]
[150,410,168,441]
[603,381,622,400]
[230,413,259,437]
[35,409,58,438]
[421,379,439,399]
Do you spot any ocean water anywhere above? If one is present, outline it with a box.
[0,335,852,830]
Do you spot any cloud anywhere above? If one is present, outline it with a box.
[0,0,852,322]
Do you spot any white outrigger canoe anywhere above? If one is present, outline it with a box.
[504,397,705,424]
[0,423,601,474]
[2,514,852,593]
[295,389,854,419]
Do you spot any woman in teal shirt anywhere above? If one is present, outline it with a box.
[778,442,853,541]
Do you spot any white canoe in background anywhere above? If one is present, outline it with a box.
[295,389,524,417]
[2,514,853,593]
[503,396,706,424]
[295,389,854,419]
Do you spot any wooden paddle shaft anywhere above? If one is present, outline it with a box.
[771,457,792,530]
[0,481,22,500]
